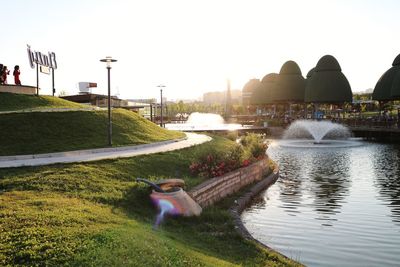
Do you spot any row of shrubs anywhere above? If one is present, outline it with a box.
[189,133,268,178]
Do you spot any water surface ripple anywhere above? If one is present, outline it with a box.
[241,141,400,267]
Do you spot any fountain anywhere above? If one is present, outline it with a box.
[166,112,244,131]
[281,120,361,148]
[186,112,225,127]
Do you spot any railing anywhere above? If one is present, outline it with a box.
[339,117,399,129]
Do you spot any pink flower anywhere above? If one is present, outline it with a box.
[242,159,250,167]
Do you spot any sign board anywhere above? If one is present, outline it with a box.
[40,66,51,74]
[79,82,98,93]
[27,44,57,69]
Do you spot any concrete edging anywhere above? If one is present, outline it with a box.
[227,162,298,263]
[229,168,279,242]
[0,107,100,115]
[0,136,188,162]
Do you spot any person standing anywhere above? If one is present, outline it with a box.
[1,65,10,84]
[13,65,21,85]
[0,64,4,84]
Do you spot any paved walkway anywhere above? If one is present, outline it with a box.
[0,133,211,168]
[0,107,101,114]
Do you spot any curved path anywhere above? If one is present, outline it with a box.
[0,133,211,168]
[0,107,101,114]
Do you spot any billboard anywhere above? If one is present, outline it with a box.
[79,82,97,93]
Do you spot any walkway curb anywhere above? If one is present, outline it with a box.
[0,133,211,168]
[0,107,100,115]
[0,137,188,162]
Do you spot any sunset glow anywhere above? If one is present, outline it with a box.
[1,0,400,100]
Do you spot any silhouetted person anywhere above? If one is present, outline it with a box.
[0,64,3,84]
[1,65,9,84]
[13,65,21,85]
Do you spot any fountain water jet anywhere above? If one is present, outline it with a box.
[186,112,224,126]
[281,120,361,148]
[283,120,351,143]
[166,112,243,131]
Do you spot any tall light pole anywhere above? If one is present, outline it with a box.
[100,56,117,146]
[157,84,166,127]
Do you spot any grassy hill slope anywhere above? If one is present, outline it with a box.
[0,109,185,156]
[0,136,299,267]
[0,92,87,111]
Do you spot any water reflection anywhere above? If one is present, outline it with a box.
[277,153,304,215]
[309,152,350,222]
[275,148,350,223]
[372,144,400,224]
[242,141,400,267]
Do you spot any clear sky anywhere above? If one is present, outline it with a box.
[1,0,400,100]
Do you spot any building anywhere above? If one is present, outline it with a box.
[61,94,160,119]
[61,93,124,107]
[203,90,241,105]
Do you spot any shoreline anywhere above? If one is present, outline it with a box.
[228,160,296,259]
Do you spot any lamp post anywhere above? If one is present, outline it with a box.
[157,84,166,127]
[100,56,117,146]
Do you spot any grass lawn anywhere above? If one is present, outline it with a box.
[0,109,185,156]
[0,136,300,267]
[0,92,87,111]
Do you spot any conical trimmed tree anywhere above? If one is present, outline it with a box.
[373,53,400,100]
[242,79,261,106]
[272,61,306,103]
[305,55,352,103]
[250,73,278,105]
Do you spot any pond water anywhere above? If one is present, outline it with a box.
[241,140,400,267]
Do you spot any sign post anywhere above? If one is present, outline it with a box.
[52,68,55,96]
[27,44,58,96]
[36,62,39,96]
[157,84,166,127]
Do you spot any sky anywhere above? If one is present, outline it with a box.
[1,0,400,101]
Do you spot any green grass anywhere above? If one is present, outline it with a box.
[0,108,185,156]
[0,136,300,267]
[0,92,88,111]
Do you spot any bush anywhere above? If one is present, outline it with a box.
[189,134,268,178]
[240,133,268,159]
[189,144,245,178]
[225,131,239,141]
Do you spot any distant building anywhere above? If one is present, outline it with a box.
[61,93,123,107]
[126,98,157,104]
[203,90,241,105]
[61,94,158,118]
[125,99,158,118]
[169,99,198,104]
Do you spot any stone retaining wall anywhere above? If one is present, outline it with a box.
[229,162,279,240]
[188,159,270,208]
[0,85,37,95]
[188,159,293,263]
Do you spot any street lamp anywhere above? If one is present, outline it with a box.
[157,84,166,127]
[100,56,117,146]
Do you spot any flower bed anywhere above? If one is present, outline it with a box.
[188,134,271,208]
[189,133,268,178]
